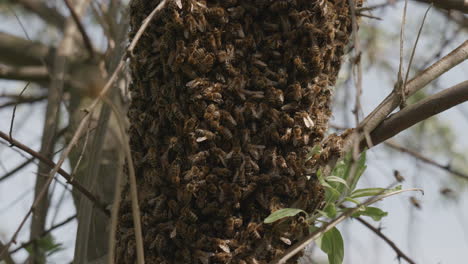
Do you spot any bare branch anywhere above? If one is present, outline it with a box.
[0,157,34,184]
[0,64,49,83]
[0,95,47,109]
[0,130,110,216]
[0,240,15,264]
[358,40,468,140]
[361,80,468,148]
[356,217,416,264]
[384,140,468,180]
[63,0,95,59]
[14,0,66,30]
[413,0,468,13]
[0,32,52,66]
[9,214,77,255]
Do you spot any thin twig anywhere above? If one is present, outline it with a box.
[384,140,468,180]
[8,83,30,145]
[0,157,34,184]
[63,0,95,58]
[356,40,468,148]
[9,214,77,255]
[0,130,109,215]
[397,0,409,108]
[356,217,416,264]
[403,4,433,96]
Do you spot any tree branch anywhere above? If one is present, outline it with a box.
[13,0,66,30]
[361,80,468,148]
[0,130,109,216]
[0,32,53,66]
[384,140,468,180]
[356,217,416,264]
[9,214,77,255]
[358,40,468,140]
[0,64,49,83]
[413,0,468,13]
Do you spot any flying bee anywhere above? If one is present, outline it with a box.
[246,222,262,240]
[410,196,421,209]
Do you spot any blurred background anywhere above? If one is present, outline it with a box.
[0,0,467,263]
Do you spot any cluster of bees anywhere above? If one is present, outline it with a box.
[117,0,356,263]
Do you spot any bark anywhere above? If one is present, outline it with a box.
[116,0,355,263]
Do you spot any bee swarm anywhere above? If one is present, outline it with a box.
[117,0,356,263]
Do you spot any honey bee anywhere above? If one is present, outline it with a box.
[167,199,180,216]
[213,252,232,263]
[189,150,209,165]
[410,196,421,209]
[216,125,233,140]
[181,207,198,222]
[391,170,404,182]
[227,5,245,19]
[297,111,315,129]
[242,183,257,199]
[280,128,292,145]
[293,56,308,74]
[266,87,284,106]
[144,146,158,167]
[292,125,303,146]
[169,158,181,185]
[220,109,238,127]
[195,128,216,142]
[286,82,302,102]
[246,222,262,240]
[210,147,228,167]
[244,155,260,174]
[227,146,244,168]
[205,7,227,24]
[212,167,231,178]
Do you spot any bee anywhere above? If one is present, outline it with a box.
[246,222,262,240]
[199,53,215,73]
[292,125,303,146]
[181,207,198,222]
[220,109,237,127]
[224,62,240,76]
[167,199,180,216]
[280,128,292,145]
[213,252,232,263]
[207,33,218,52]
[410,196,421,209]
[242,183,257,199]
[205,7,227,24]
[393,170,405,182]
[210,147,228,167]
[189,150,210,165]
[227,146,244,168]
[440,187,454,196]
[293,56,308,74]
[262,147,277,169]
[195,128,216,142]
[286,82,302,102]
[244,156,259,174]
[216,125,233,140]
[297,111,315,129]
[266,87,284,106]
[144,147,158,167]
[225,216,239,237]
[169,158,181,185]
[212,167,231,178]
[227,5,245,19]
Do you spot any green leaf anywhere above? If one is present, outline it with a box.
[323,203,337,218]
[352,206,388,221]
[343,197,361,205]
[264,208,307,224]
[351,185,402,199]
[324,184,341,204]
[318,227,344,264]
[348,152,367,191]
[325,176,349,188]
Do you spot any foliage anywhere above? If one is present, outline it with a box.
[24,234,64,263]
[264,150,411,264]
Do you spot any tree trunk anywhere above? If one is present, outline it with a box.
[116,0,356,263]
